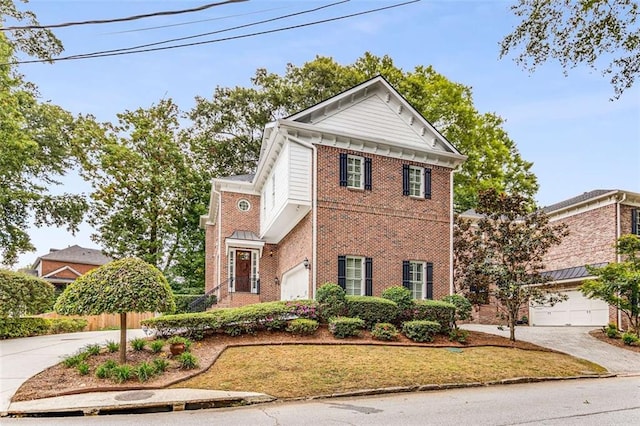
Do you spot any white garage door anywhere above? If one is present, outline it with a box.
[280,265,309,301]
[529,290,609,326]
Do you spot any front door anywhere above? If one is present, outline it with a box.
[235,250,252,292]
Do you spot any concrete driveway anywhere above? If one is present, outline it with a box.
[0,329,147,413]
[462,324,640,374]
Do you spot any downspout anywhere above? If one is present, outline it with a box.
[449,168,455,295]
[213,184,222,298]
[616,192,626,328]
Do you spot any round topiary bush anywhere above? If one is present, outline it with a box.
[316,283,346,322]
[381,286,415,323]
[0,269,55,317]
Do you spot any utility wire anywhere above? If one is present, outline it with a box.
[6,0,420,65]
[104,6,288,35]
[70,0,349,58]
[0,0,247,31]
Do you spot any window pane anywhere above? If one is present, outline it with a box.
[345,257,363,295]
[409,167,422,197]
[409,261,424,299]
[347,157,362,188]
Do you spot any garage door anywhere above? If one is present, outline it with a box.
[280,265,309,301]
[529,290,609,326]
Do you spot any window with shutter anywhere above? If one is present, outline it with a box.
[338,255,346,289]
[632,209,639,235]
[340,256,365,295]
[347,155,364,189]
[365,257,373,296]
[402,165,432,199]
[426,262,433,300]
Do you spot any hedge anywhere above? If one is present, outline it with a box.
[142,300,319,337]
[0,269,55,317]
[402,320,441,342]
[345,295,398,328]
[0,317,88,339]
[412,300,455,332]
[328,317,365,338]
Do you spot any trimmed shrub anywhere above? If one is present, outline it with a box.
[381,286,415,322]
[448,328,469,343]
[440,295,472,326]
[0,317,50,339]
[328,317,365,338]
[605,323,620,338]
[402,320,441,342]
[316,283,346,321]
[0,269,55,317]
[371,322,399,341]
[285,300,319,320]
[173,294,201,314]
[48,318,88,334]
[345,296,398,328]
[412,300,456,332]
[286,318,319,335]
[622,332,639,345]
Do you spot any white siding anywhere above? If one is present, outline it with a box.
[288,142,311,201]
[314,94,428,146]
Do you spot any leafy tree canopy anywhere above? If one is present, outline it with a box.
[583,234,640,336]
[73,99,208,286]
[0,32,86,266]
[0,269,54,317]
[502,0,639,99]
[454,189,568,341]
[55,257,175,362]
[189,53,539,212]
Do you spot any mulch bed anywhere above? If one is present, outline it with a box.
[589,329,640,353]
[12,327,552,403]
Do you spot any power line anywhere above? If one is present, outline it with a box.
[6,0,420,66]
[70,0,350,58]
[0,0,247,31]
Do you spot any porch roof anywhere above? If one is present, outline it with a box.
[541,262,608,282]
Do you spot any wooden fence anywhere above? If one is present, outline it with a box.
[39,312,155,331]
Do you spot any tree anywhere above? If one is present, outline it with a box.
[501,0,639,99]
[54,257,175,363]
[0,32,87,266]
[454,189,568,341]
[0,269,54,317]
[189,53,539,211]
[73,99,208,287]
[582,234,640,336]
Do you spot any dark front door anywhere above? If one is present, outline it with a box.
[235,250,252,292]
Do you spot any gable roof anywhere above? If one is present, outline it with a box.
[33,245,112,268]
[543,190,617,213]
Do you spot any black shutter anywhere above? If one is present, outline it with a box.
[365,257,373,296]
[339,153,348,187]
[402,164,409,196]
[632,209,638,235]
[426,262,433,299]
[364,157,372,190]
[424,168,432,199]
[402,260,410,289]
[338,255,346,289]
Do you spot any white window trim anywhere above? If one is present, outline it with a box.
[408,165,424,198]
[635,210,640,236]
[237,199,251,212]
[409,261,426,299]
[347,155,364,189]
[345,256,365,296]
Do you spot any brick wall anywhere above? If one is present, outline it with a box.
[204,223,217,293]
[315,146,452,298]
[545,203,618,270]
[274,213,312,300]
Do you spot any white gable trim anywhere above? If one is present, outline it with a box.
[43,265,82,279]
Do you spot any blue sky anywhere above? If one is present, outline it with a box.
[10,0,640,267]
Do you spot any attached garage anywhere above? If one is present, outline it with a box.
[280,264,309,301]
[530,290,609,326]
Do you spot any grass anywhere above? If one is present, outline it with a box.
[173,345,606,398]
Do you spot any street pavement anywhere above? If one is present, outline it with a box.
[462,324,640,374]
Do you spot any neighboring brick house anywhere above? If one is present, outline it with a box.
[528,189,640,328]
[30,245,112,289]
[201,76,466,308]
[463,189,640,327]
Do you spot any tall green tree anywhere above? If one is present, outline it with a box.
[502,0,639,99]
[74,99,208,287]
[1,0,63,60]
[189,53,538,211]
[582,234,640,336]
[454,189,568,341]
[0,32,86,266]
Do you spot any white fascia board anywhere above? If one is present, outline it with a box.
[279,120,466,168]
[43,265,82,279]
[547,191,620,221]
[253,127,284,192]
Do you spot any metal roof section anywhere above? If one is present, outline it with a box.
[541,262,608,282]
[225,230,265,256]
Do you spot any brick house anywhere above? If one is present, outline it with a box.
[465,189,640,327]
[528,189,640,328]
[201,76,466,308]
[30,245,112,289]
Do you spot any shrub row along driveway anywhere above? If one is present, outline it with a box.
[462,325,640,374]
[0,329,146,412]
